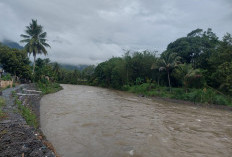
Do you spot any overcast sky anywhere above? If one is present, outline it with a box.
[0,0,231,65]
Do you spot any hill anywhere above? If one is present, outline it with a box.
[1,39,23,49]
[60,64,89,71]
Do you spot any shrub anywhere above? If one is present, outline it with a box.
[128,83,150,94]
[122,85,130,91]
[185,75,205,89]
[213,96,227,106]
[36,81,62,94]
[171,88,186,99]
[1,74,12,81]
[135,77,144,85]
[127,83,232,106]
[15,98,22,105]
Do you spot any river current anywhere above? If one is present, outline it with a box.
[40,84,232,157]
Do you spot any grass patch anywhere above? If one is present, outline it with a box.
[16,98,38,128]
[36,81,62,94]
[0,97,6,119]
[11,91,16,97]
[127,83,232,106]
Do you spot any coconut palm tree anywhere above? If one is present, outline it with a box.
[52,62,61,81]
[174,63,202,91]
[20,19,50,74]
[156,52,181,91]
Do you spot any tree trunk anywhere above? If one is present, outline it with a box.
[127,67,128,84]
[167,71,171,92]
[33,55,36,74]
[158,72,160,86]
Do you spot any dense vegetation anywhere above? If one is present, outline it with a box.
[0,25,231,106]
[88,28,232,106]
[127,84,231,106]
[0,43,31,80]
[0,40,94,85]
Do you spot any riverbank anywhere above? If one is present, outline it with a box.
[121,83,232,108]
[0,83,62,157]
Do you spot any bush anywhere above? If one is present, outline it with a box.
[213,96,227,106]
[171,88,186,99]
[186,90,202,103]
[127,83,232,106]
[36,81,62,94]
[128,83,150,94]
[1,74,12,81]
[122,84,130,91]
[185,75,205,89]
[135,77,144,85]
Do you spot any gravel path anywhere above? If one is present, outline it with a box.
[0,84,55,157]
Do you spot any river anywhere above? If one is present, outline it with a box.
[40,84,232,157]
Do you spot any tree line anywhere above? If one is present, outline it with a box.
[0,19,231,98]
[90,28,232,96]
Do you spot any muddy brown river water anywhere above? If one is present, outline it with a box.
[40,84,232,157]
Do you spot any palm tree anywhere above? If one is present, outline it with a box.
[153,52,181,91]
[174,63,202,91]
[20,19,50,74]
[53,62,61,81]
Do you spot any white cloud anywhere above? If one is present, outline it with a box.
[0,0,231,65]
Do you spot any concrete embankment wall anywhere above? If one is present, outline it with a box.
[0,80,13,88]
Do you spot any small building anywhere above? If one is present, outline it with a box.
[0,66,13,88]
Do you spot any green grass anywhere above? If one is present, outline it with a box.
[36,81,62,94]
[16,98,38,128]
[14,81,62,128]
[0,97,6,119]
[11,91,16,97]
[127,83,232,106]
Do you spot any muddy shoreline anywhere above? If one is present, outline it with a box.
[0,84,59,157]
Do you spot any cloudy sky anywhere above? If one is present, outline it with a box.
[0,0,231,65]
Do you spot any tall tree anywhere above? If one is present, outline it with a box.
[0,43,32,80]
[166,28,219,68]
[20,19,50,74]
[158,52,181,91]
